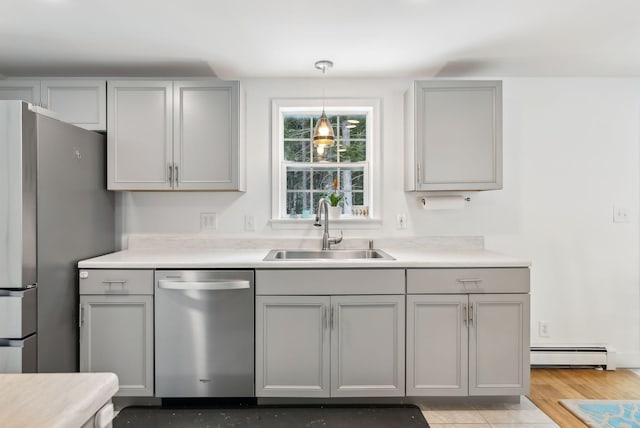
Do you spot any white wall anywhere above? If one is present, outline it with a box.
[118,77,640,366]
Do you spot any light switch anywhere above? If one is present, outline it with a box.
[613,205,629,223]
[244,215,255,232]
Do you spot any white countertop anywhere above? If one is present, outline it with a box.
[0,372,118,428]
[78,247,530,269]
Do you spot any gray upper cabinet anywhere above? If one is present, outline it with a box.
[173,81,241,190]
[405,80,502,191]
[40,79,106,131]
[107,79,243,191]
[0,79,40,104]
[0,78,106,130]
[107,80,173,190]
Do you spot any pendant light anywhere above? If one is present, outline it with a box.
[313,60,335,150]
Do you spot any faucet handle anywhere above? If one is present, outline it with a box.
[368,239,374,250]
[328,230,343,248]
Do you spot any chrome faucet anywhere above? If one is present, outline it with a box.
[314,198,343,250]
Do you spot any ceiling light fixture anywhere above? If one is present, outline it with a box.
[313,60,335,152]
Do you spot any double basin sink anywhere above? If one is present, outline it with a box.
[264,249,395,261]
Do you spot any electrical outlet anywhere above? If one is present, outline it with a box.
[200,212,217,231]
[397,214,407,229]
[538,321,551,338]
[613,205,630,223]
[244,215,255,232]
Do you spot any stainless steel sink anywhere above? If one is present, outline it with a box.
[263,249,395,261]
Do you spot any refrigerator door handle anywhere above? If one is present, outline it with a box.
[157,280,250,291]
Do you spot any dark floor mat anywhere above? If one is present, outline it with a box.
[114,405,429,428]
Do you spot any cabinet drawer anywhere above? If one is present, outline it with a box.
[256,269,405,295]
[79,270,154,295]
[407,268,529,294]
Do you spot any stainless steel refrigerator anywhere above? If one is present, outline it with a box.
[0,100,114,373]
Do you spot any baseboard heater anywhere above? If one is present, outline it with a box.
[530,345,616,371]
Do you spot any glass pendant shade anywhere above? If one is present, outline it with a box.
[313,110,335,146]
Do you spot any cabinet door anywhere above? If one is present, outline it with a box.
[0,80,40,104]
[406,294,468,396]
[173,81,240,190]
[412,80,502,191]
[255,296,330,397]
[331,295,405,397]
[469,293,530,396]
[79,295,154,396]
[107,80,173,190]
[41,79,106,131]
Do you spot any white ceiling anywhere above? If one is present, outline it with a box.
[2,0,640,79]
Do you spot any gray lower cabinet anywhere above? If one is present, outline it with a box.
[256,294,405,398]
[79,269,154,397]
[255,296,330,397]
[406,267,530,397]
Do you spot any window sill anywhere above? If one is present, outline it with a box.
[270,217,382,230]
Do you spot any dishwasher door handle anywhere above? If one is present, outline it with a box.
[157,280,250,291]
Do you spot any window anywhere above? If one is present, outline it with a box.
[271,99,380,225]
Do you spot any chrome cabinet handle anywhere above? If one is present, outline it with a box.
[463,303,467,327]
[168,164,173,185]
[469,303,474,326]
[323,306,328,330]
[330,305,334,330]
[79,304,84,328]
[457,278,483,284]
[158,280,250,290]
[175,165,179,187]
[416,162,421,186]
[102,280,126,284]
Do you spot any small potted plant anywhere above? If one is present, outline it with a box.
[324,178,343,219]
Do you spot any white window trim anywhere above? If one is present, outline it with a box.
[270,98,382,229]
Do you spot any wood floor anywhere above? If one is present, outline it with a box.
[528,368,640,427]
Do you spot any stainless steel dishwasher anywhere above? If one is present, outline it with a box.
[155,270,254,398]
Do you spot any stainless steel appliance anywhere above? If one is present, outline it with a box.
[155,270,254,397]
[0,101,114,373]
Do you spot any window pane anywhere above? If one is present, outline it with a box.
[286,191,313,214]
[286,168,311,190]
[353,191,364,205]
[340,114,366,139]
[340,168,364,191]
[313,144,337,163]
[284,115,311,138]
[284,140,311,162]
[312,192,331,214]
[312,169,338,192]
[338,140,366,163]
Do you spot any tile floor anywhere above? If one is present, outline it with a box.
[419,396,559,427]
